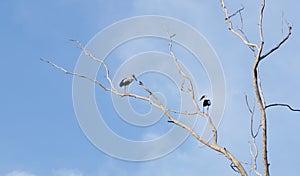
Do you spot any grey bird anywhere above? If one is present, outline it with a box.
[199,95,211,113]
[119,74,137,94]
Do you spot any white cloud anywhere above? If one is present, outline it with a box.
[5,169,84,176]
[5,171,36,176]
[52,169,83,176]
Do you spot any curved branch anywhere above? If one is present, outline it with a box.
[265,103,300,112]
[245,94,261,138]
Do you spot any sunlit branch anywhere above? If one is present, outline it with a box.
[165,27,218,144]
[259,0,265,44]
[69,39,116,91]
[220,0,258,50]
[40,58,108,91]
[43,35,249,175]
[167,109,198,116]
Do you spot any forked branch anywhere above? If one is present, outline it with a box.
[220,0,258,50]
[164,27,218,144]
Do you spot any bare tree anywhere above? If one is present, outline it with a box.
[41,1,299,175]
[220,0,296,175]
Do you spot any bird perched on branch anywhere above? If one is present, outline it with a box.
[199,95,211,114]
[119,74,137,94]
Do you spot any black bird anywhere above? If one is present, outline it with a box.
[119,74,137,94]
[199,95,211,113]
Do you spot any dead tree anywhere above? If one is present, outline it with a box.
[41,1,299,175]
[220,0,297,175]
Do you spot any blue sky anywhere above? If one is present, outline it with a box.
[1,0,300,175]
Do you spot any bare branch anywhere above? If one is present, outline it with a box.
[245,94,254,114]
[40,58,108,91]
[249,141,262,176]
[43,36,249,175]
[165,27,220,145]
[254,50,269,176]
[255,2,292,176]
[245,94,261,138]
[236,8,256,53]
[165,29,200,111]
[257,68,266,108]
[245,96,262,176]
[40,59,163,110]
[137,80,165,107]
[265,103,300,112]
[259,0,265,44]
[225,6,244,21]
[260,25,292,60]
[237,6,244,31]
[221,0,294,175]
[167,109,198,116]
[69,39,117,91]
[165,25,249,175]
[220,0,258,49]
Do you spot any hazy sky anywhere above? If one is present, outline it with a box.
[1,0,300,176]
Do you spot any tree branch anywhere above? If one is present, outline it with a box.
[225,6,244,21]
[265,103,300,112]
[42,36,249,175]
[220,0,294,175]
[245,94,262,176]
[248,141,262,176]
[245,94,261,138]
[164,27,218,145]
[167,109,198,116]
[259,0,265,44]
[69,39,117,91]
[260,25,292,61]
[220,0,258,50]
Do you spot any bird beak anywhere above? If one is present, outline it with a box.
[199,95,206,101]
[133,75,137,81]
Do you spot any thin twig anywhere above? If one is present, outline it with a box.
[40,58,108,90]
[245,96,262,176]
[249,141,262,176]
[225,6,245,21]
[69,39,117,91]
[245,94,261,138]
